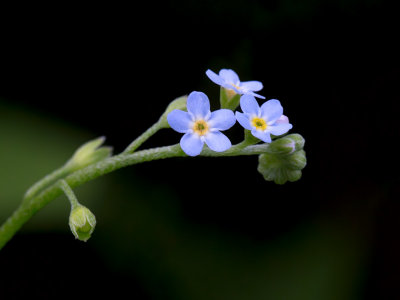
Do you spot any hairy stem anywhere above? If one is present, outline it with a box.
[24,165,71,200]
[0,142,272,250]
[123,120,164,154]
[59,180,79,209]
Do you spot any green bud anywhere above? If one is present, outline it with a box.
[220,87,241,111]
[159,95,188,128]
[69,205,96,242]
[286,150,307,170]
[66,137,112,172]
[268,134,305,156]
[257,148,307,185]
[286,170,302,182]
[284,134,305,152]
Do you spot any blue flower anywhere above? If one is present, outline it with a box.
[167,91,236,156]
[206,69,265,99]
[235,95,293,143]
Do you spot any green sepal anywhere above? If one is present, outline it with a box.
[244,129,261,145]
[69,205,96,242]
[65,137,112,172]
[159,95,188,128]
[220,87,241,110]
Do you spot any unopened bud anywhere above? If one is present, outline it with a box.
[268,134,305,156]
[257,148,307,184]
[287,150,307,170]
[69,205,96,242]
[66,137,112,172]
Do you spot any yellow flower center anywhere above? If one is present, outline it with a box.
[251,117,267,131]
[193,120,209,136]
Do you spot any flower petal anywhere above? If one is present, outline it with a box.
[167,110,192,133]
[208,109,236,131]
[219,69,240,85]
[251,129,272,143]
[269,123,293,136]
[205,69,225,86]
[180,132,204,156]
[204,131,232,152]
[260,99,283,123]
[247,91,266,99]
[186,91,210,119]
[240,81,263,92]
[235,111,253,130]
[240,94,260,116]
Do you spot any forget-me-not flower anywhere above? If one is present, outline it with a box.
[235,95,292,143]
[167,91,236,156]
[206,69,265,99]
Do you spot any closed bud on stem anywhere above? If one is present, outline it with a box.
[286,150,307,170]
[258,135,307,184]
[65,137,112,172]
[220,87,241,111]
[159,95,188,128]
[69,205,96,242]
[268,134,305,155]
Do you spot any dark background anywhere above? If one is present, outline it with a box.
[1,1,399,299]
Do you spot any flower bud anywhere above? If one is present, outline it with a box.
[268,134,305,155]
[284,133,305,152]
[69,205,96,242]
[268,137,296,155]
[159,95,188,128]
[66,137,112,172]
[286,150,307,170]
[220,87,241,110]
[257,149,306,184]
[286,170,302,182]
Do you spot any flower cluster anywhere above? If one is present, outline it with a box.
[167,69,293,156]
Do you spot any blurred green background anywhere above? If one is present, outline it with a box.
[1,0,399,299]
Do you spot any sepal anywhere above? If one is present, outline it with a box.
[65,137,112,172]
[220,87,241,110]
[69,205,96,242]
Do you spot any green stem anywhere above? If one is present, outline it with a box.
[24,165,71,200]
[123,120,164,154]
[59,180,79,209]
[0,142,272,250]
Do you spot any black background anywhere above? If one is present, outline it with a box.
[1,1,399,299]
